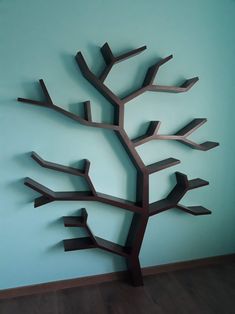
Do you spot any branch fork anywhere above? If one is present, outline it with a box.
[149,172,211,216]
[133,118,219,151]
[63,208,130,257]
[24,152,143,212]
[76,43,200,107]
[99,42,147,82]
[18,79,118,130]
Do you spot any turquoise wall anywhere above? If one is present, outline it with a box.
[0,0,235,290]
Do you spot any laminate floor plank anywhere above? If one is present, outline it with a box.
[0,262,234,314]
[211,262,235,291]
[0,292,58,314]
[56,284,107,314]
[172,264,235,314]
[99,280,163,314]
[144,271,202,314]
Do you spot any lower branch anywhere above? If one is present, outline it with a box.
[149,172,211,216]
[63,208,130,257]
[24,177,143,213]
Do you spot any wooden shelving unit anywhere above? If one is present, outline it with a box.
[18,42,219,286]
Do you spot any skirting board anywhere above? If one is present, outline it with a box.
[1,253,234,300]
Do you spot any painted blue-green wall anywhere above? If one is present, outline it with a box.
[0,0,235,290]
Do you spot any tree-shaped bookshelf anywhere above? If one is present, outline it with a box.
[18,43,219,286]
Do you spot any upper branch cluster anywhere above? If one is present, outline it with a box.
[18,42,218,218]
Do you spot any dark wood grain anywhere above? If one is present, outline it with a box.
[99,43,146,82]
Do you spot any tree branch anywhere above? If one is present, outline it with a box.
[63,208,130,257]
[149,172,211,216]
[99,42,146,82]
[76,46,199,107]
[75,52,123,107]
[18,79,119,130]
[24,177,143,213]
[121,54,199,103]
[30,152,96,195]
[132,119,219,151]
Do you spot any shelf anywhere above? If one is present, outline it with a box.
[63,216,85,227]
[133,119,219,151]
[149,172,211,216]
[63,208,129,257]
[31,152,85,176]
[64,237,95,251]
[188,178,209,189]
[99,42,146,82]
[146,158,180,174]
[176,204,211,216]
[63,208,88,227]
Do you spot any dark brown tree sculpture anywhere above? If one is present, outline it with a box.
[18,43,219,286]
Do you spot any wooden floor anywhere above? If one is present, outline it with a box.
[1,262,235,314]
